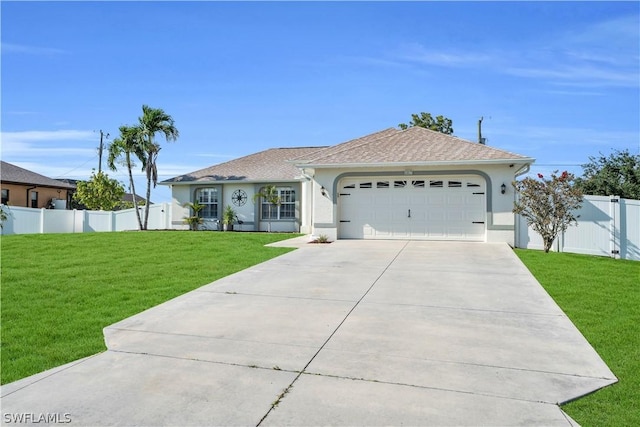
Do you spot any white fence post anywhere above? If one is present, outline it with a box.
[610,195,621,259]
[39,208,45,234]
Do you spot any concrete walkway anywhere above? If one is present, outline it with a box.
[1,240,616,426]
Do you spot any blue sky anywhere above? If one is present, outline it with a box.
[2,1,639,204]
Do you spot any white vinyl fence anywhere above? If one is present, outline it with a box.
[516,195,640,261]
[1,203,171,235]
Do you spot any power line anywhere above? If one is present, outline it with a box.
[54,153,99,178]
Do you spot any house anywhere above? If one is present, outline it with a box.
[0,161,76,209]
[161,127,534,244]
[58,179,149,210]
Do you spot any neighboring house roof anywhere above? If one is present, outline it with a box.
[122,192,149,204]
[0,161,76,189]
[295,127,533,167]
[162,147,328,184]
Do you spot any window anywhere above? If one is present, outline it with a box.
[195,188,218,218]
[394,181,407,188]
[376,181,389,189]
[343,184,355,189]
[260,187,296,220]
[466,182,481,188]
[412,180,425,188]
[429,180,443,188]
[1,189,8,205]
[448,180,462,188]
[359,182,372,189]
[30,191,38,208]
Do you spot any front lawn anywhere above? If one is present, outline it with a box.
[515,249,639,427]
[0,231,298,384]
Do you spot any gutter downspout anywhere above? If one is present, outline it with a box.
[26,186,37,208]
[299,168,315,236]
[513,164,531,248]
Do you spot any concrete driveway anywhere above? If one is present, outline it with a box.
[1,239,616,426]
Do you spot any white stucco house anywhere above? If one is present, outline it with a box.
[160,127,534,244]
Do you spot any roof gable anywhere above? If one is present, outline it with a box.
[0,161,76,189]
[297,127,532,166]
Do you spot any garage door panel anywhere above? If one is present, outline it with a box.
[339,175,486,241]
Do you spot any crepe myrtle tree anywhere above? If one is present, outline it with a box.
[513,170,583,253]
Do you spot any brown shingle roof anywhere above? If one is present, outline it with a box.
[162,146,328,184]
[296,127,532,166]
[0,161,76,189]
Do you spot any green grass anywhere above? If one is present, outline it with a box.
[1,231,298,384]
[515,249,640,427]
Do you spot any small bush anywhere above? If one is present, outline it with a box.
[311,234,331,244]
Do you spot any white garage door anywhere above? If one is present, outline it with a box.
[338,176,486,240]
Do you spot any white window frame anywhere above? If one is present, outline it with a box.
[195,187,219,219]
[260,187,296,220]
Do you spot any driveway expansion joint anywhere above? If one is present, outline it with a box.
[299,370,565,406]
[202,290,359,303]
[109,349,304,375]
[362,300,568,317]
[256,241,411,426]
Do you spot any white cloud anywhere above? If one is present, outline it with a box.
[2,130,95,143]
[388,14,639,88]
[1,130,98,158]
[395,43,492,67]
[1,42,68,56]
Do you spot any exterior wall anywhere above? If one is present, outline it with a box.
[170,185,192,230]
[222,184,256,231]
[309,163,522,244]
[299,177,314,234]
[168,181,304,232]
[0,183,71,209]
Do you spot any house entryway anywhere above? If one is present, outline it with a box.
[338,175,486,240]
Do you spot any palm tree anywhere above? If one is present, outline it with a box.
[253,184,281,232]
[182,201,205,231]
[107,125,146,230]
[137,105,179,230]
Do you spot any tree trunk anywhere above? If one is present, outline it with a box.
[543,238,553,253]
[143,161,151,230]
[126,154,143,230]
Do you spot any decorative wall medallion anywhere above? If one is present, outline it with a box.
[232,189,247,206]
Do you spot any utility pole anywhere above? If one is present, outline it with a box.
[98,130,110,173]
[478,117,486,145]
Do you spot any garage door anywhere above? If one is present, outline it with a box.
[338,176,486,240]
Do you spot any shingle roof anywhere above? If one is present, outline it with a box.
[122,192,147,204]
[0,161,76,189]
[296,127,532,166]
[162,147,328,184]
